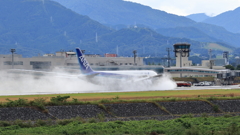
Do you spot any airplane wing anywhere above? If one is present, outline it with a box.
[132,74,162,83]
[85,73,100,79]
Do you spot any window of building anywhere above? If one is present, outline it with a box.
[4,61,23,65]
[30,61,51,69]
[67,63,78,66]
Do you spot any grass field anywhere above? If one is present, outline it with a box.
[1,89,240,102]
[204,43,233,52]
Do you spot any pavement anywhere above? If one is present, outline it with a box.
[175,85,240,90]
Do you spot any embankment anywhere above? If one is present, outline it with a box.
[1,100,240,121]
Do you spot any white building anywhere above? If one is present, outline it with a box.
[0,51,148,71]
[166,43,227,77]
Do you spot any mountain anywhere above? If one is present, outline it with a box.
[156,23,240,47]
[0,0,236,58]
[186,13,210,22]
[52,0,240,48]
[84,27,208,56]
[0,0,202,57]
[203,7,240,33]
[156,27,221,42]
[84,27,235,57]
[0,0,112,56]
[52,0,195,29]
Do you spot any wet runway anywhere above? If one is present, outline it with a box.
[175,85,240,90]
[1,83,240,96]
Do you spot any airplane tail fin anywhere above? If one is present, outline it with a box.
[76,48,93,74]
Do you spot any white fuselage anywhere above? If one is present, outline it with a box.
[98,70,157,77]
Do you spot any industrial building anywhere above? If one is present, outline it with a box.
[164,43,232,78]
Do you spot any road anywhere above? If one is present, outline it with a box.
[175,85,240,90]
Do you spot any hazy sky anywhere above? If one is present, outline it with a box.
[125,0,240,16]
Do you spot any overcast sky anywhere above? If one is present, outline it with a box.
[125,0,240,16]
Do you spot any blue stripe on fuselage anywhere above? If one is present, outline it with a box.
[88,71,132,79]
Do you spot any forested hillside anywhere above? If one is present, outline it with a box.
[52,0,240,48]
[0,0,236,58]
[0,0,112,56]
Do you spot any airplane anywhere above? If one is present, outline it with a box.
[76,47,162,84]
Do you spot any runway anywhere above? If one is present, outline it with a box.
[1,83,240,96]
[175,85,240,90]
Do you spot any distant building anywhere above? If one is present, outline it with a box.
[167,43,227,77]
[0,51,156,72]
[105,53,117,57]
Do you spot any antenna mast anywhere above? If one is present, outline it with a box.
[166,48,172,67]
[208,49,212,60]
[116,45,119,56]
[96,32,98,43]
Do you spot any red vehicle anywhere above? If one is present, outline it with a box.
[176,81,192,87]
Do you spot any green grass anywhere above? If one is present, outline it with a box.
[1,115,240,135]
[2,93,240,109]
[205,43,233,52]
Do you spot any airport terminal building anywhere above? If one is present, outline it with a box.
[164,43,233,78]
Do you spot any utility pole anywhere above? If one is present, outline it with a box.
[209,49,213,69]
[133,50,137,65]
[166,48,172,67]
[10,49,16,69]
[208,49,212,60]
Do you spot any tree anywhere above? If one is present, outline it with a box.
[236,65,240,70]
[224,65,235,70]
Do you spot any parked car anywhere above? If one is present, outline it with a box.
[193,81,212,86]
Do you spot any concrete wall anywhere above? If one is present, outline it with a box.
[46,105,112,119]
[0,107,52,121]
[159,101,215,114]
[1,100,240,121]
[211,100,240,112]
[104,103,168,117]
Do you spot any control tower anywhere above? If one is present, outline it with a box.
[173,43,192,67]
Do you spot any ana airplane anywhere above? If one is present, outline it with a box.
[76,48,162,84]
